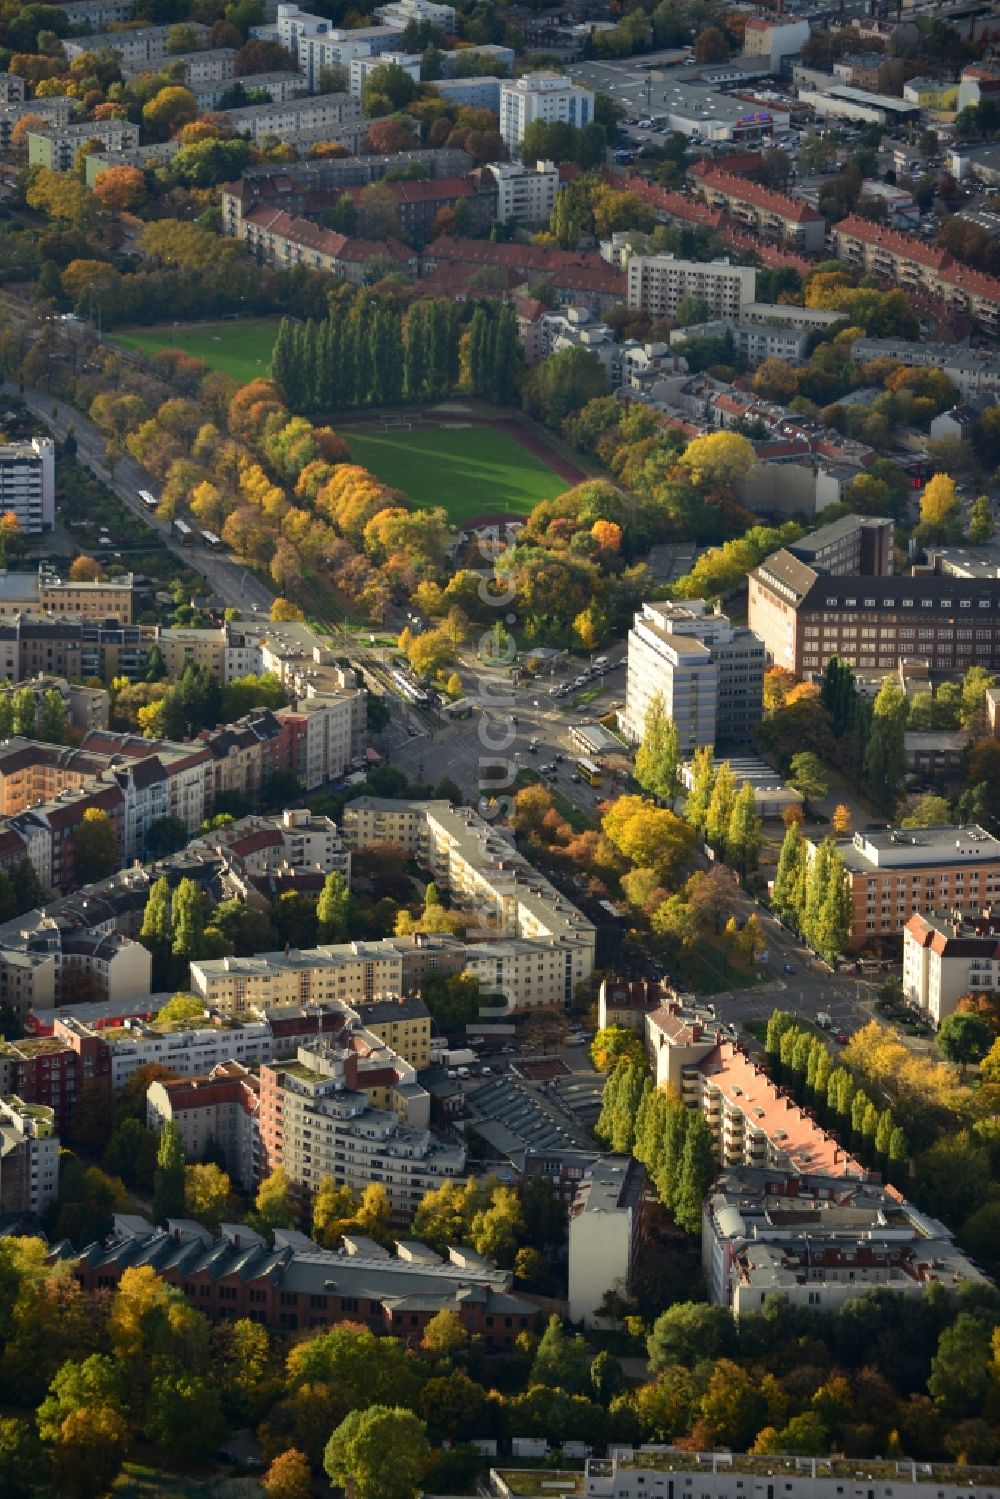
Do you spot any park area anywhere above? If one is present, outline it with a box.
[340,420,572,523]
[112,318,280,385]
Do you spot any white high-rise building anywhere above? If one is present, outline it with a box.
[487,159,560,223]
[500,72,594,155]
[622,600,764,754]
[626,253,756,317]
[0,437,55,533]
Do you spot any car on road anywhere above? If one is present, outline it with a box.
[570,772,582,783]
[834,1031,849,1045]
[506,713,518,724]
[783,963,796,974]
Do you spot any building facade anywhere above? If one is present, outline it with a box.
[626,254,756,318]
[499,73,594,155]
[621,600,764,753]
[567,1155,647,1326]
[903,909,1000,1025]
[0,1095,58,1214]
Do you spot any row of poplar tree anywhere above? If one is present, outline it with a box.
[271,296,520,414]
[771,821,853,963]
[596,1041,716,1236]
[765,1009,909,1182]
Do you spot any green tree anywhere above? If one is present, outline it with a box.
[960,665,997,734]
[937,1012,992,1077]
[590,1025,645,1073]
[170,877,204,959]
[704,760,736,857]
[725,780,762,878]
[531,1314,591,1394]
[37,689,66,744]
[901,795,952,828]
[672,1111,715,1234]
[316,870,350,943]
[864,678,908,810]
[801,839,852,963]
[10,686,35,737]
[968,494,995,543]
[788,750,828,814]
[152,1121,185,1225]
[420,971,480,1032]
[251,1166,298,1235]
[683,746,714,836]
[634,693,681,804]
[928,1314,994,1417]
[647,1301,732,1371]
[72,807,118,883]
[324,1406,430,1499]
[772,821,806,927]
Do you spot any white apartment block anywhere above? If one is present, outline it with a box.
[500,72,594,155]
[285,690,365,788]
[342,798,596,976]
[171,47,237,86]
[487,159,559,223]
[196,807,350,881]
[259,1041,465,1214]
[67,1013,274,1096]
[223,93,362,144]
[0,438,55,534]
[0,98,73,153]
[703,1166,985,1319]
[375,0,456,34]
[903,910,1000,1026]
[191,942,409,1016]
[0,1096,59,1215]
[627,253,756,317]
[434,76,502,112]
[268,5,405,90]
[28,119,140,173]
[578,1453,1000,1499]
[622,600,764,754]
[0,75,25,105]
[195,71,306,111]
[349,51,420,96]
[539,308,620,386]
[59,0,135,25]
[64,22,210,66]
[567,1155,646,1327]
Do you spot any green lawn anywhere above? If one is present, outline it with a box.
[112,318,281,385]
[341,422,570,522]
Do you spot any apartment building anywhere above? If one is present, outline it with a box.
[195,807,350,881]
[59,0,135,24]
[342,798,596,976]
[169,46,237,85]
[258,1040,465,1215]
[748,550,1000,677]
[0,1096,58,1215]
[742,302,848,334]
[621,600,765,754]
[375,0,456,33]
[224,92,363,144]
[0,908,150,1019]
[742,14,809,69]
[851,336,1000,398]
[626,254,756,318]
[27,118,140,172]
[693,166,825,254]
[645,1004,865,1178]
[786,513,895,578]
[487,159,559,224]
[193,70,306,111]
[500,72,594,155]
[704,1166,984,1318]
[834,215,1000,334]
[582,1456,1000,1499]
[337,170,497,239]
[348,50,420,96]
[191,941,408,1016]
[904,909,1000,1025]
[567,1155,647,1327]
[37,562,133,623]
[672,317,813,366]
[265,4,405,90]
[818,825,1000,949]
[538,308,621,386]
[433,76,502,112]
[63,21,210,66]
[69,1213,538,1343]
[421,236,626,314]
[0,98,73,153]
[237,204,416,283]
[147,1064,259,1188]
[0,73,25,105]
[0,439,55,534]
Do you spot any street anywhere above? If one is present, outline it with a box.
[11,381,275,616]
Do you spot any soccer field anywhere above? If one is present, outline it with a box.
[341,422,570,523]
[112,319,280,385]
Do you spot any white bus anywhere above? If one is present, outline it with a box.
[138,489,158,510]
[201,530,223,549]
[390,669,428,705]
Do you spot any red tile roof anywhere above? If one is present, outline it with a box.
[422,236,626,296]
[242,205,415,265]
[697,165,823,224]
[833,215,954,272]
